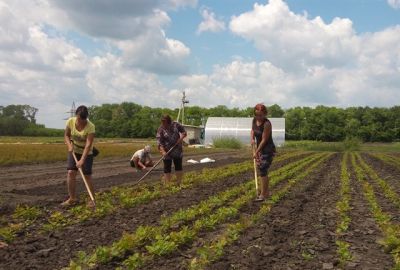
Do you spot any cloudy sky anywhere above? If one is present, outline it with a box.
[1,0,400,128]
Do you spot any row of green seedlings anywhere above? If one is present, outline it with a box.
[351,153,400,268]
[0,151,305,244]
[335,152,353,266]
[0,205,42,243]
[0,160,249,242]
[370,153,400,169]
[68,152,324,266]
[118,152,329,270]
[65,152,327,270]
[0,159,247,243]
[42,151,306,231]
[357,153,400,210]
[187,152,333,270]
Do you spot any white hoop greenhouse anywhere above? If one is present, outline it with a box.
[204,117,285,147]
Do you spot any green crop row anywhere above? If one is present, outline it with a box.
[0,205,43,243]
[188,153,332,270]
[0,151,305,244]
[43,151,306,231]
[370,153,400,169]
[68,182,253,269]
[118,189,254,269]
[43,160,254,232]
[335,152,353,265]
[351,153,400,268]
[65,152,325,270]
[118,153,328,270]
[356,153,400,210]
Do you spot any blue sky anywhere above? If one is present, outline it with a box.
[166,0,400,75]
[0,0,399,128]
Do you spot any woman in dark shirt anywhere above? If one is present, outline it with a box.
[251,104,276,201]
[156,115,187,186]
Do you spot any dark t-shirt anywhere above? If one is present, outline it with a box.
[252,118,276,154]
[156,121,186,159]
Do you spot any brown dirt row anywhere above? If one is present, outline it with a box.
[0,152,304,270]
[200,153,341,270]
[141,154,337,270]
[341,155,394,270]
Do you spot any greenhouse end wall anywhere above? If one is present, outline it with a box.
[204,117,285,147]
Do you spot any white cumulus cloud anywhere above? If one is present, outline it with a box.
[388,0,400,9]
[178,0,400,110]
[197,8,226,34]
[0,0,193,127]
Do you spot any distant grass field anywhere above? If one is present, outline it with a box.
[0,136,230,166]
[0,136,154,144]
[1,136,398,166]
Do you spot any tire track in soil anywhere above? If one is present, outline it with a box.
[0,155,300,270]
[193,153,340,270]
[142,154,323,270]
[342,155,394,270]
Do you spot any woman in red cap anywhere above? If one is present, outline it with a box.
[251,104,276,201]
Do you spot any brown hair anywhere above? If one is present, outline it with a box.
[161,114,172,124]
[254,103,268,115]
[76,105,89,120]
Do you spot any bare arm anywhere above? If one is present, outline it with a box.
[250,129,255,145]
[80,133,95,163]
[64,127,73,152]
[179,131,187,142]
[177,123,187,142]
[137,159,146,169]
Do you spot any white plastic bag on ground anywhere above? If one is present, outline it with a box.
[200,157,215,163]
[187,159,199,164]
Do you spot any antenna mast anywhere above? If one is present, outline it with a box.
[177,91,189,125]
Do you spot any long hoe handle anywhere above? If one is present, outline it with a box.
[133,142,179,186]
[252,144,259,196]
[72,151,96,206]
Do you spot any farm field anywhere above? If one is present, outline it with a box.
[0,136,228,166]
[0,148,400,269]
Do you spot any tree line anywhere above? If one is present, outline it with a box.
[1,103,399,142]
[0,105,63,136]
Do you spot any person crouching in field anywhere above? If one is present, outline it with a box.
[156,115,187,186]
[62,105,96,207]
[251,103,276,201]
[130,145,154,172]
